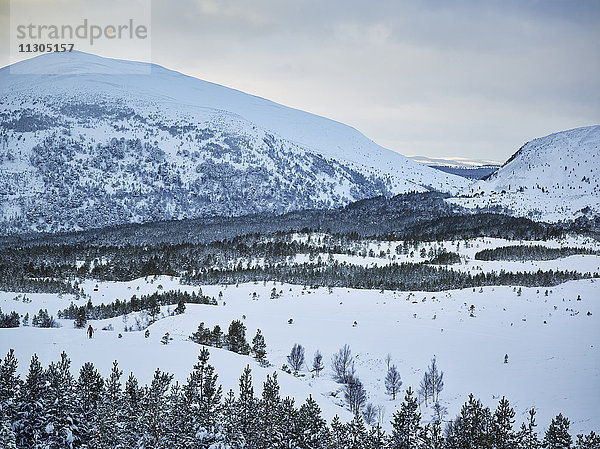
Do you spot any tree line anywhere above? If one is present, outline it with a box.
[0,349,597,449]
[475,245,599,262]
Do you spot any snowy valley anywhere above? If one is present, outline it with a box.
[0,51,599,448]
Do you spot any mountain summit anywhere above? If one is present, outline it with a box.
[0,52,469,234]
[451,125,600,222]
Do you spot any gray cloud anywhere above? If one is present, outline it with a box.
[1,0,599,161]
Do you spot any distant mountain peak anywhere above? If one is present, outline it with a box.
[450,125,600,222]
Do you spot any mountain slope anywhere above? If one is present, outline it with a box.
[450,126,600,222]
[0,52,470,234]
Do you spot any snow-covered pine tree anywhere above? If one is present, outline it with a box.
[195,348,222,431]
[543,413,572,449]
[367,423,387,449]
[0,349,21,420]
[138,369,173,447]
[491,396,516,449]
[226,320,250,355]
[278,397,301,448]
[76,361,104,445]
[43,352,82,449]
[162,381,192,449]
[298,395,329,449]
[517,408,540,449]
[235,365,259,447]
[90,360,123,449]
[221,389,244,448]
[260,372,282,448]
[121,372,143,448]
[251,329,268,367]
[346,414,369,449]
[0,413,17,449]
[575,431,600,449]
[330,415,350,449]
[14,354,47,448]
[389,387,422,449]
[444,394,492,449]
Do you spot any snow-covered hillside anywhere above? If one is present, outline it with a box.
[0,52,470,234]
[450,126,600,221]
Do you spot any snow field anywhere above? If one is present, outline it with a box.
[1,272,598,435]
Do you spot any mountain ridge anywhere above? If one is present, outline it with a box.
[0,52,470,234]
[450,125,600,222]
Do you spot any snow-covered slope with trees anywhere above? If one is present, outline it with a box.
[0,52,470,234]
[450,126,600,222]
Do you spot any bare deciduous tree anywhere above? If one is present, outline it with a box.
[287,343,305,373]
[312,350,324,376]
[344,375,367,415]
[332,344,354,384]
[362,402,377,425]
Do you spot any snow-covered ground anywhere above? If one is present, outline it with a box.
[1,240,599,435]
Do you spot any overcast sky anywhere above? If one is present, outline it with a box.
[1,0,599,162]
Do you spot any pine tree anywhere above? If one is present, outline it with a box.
[543,414,572,449]
[389,387,422,449]
[14,354,47,448]
[74,306,87,328]
[90,361,122,449]
[575,431,600,449]
[44,352,82,449]
[491,396,516,448]
[190,322,212,345]
[235,365,259,447]
[138,369,173,448]
[518,408,540,449]
[278,397,301,448]
[0,349,21,418]
[222,389,244,448]
[445,394,492,449]
[193,348,222,430]
[121,372,143,448]
[367,423,387,449]
[76,361,104,446]
[347,414,369,448]
[330,415,350,449]
[298,395,328,448]
[174,299,186,315]
[226,320,250,354]
[251,329,268,367]
[0,413,17,449]
[163,382,191,449]
[260,372,282,448]
[385,365,402,400]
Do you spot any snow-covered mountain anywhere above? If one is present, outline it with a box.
[450,126,600,222]
[0,52,470,234]
[407,156,500,179]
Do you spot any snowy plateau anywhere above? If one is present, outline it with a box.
[0,51,599,448]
